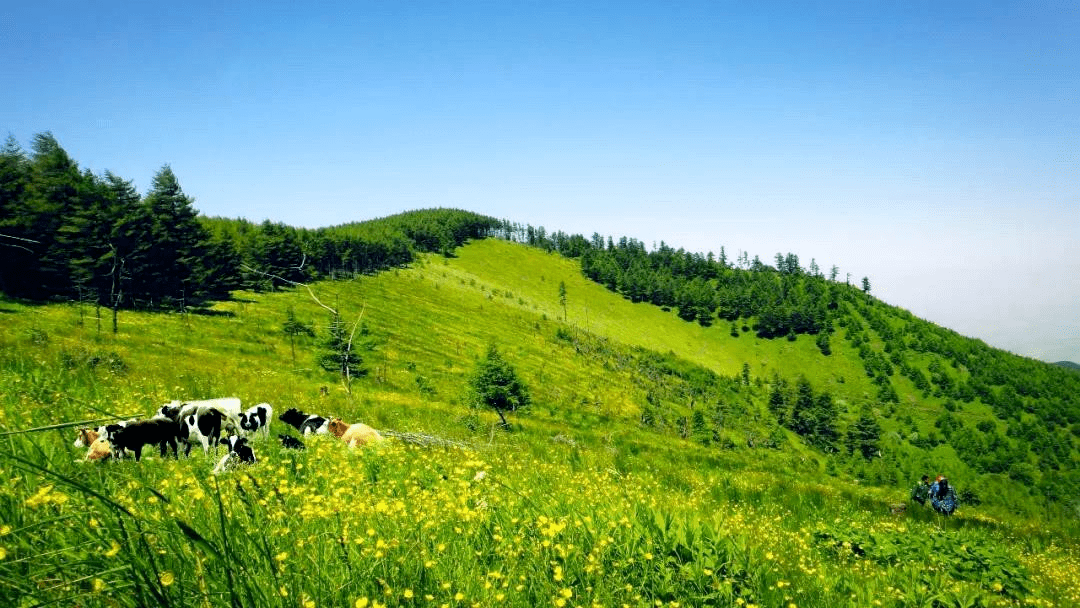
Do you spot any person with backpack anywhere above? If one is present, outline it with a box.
[930,475,958,515]
[910,474,932,505]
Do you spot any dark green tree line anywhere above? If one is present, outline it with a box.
[0,132,506,308]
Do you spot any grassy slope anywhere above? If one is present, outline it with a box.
[447,240,1008,481]
[0,239,1078,607]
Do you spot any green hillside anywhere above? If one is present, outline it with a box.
[1,231,1078,607]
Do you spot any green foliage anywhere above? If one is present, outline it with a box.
[318,312,364,380]
[846,408,882,459]
[787,377,839,452]
[814,520,1031,601]
[469,344,531,426]
[282,305,315,339]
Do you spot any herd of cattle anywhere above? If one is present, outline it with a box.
[72,398,384,473]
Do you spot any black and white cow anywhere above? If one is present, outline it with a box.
[238,403,273,439]
[154,398,242,429]
[111,419,180,462]
[179,408,227,457]
[212,435,256,474]
[279,407,329,436]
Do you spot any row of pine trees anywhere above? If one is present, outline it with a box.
[0,133,503,313]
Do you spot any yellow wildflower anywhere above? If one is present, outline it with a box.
[355,598,369,608]
[159,571,175,586]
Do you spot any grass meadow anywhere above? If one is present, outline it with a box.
[1,240,1077,607]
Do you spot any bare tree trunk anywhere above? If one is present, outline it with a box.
[109,247,123,335]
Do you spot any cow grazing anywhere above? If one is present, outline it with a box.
[154,398,242,429]
[279,408,330,436]
[328,418,384,448]
[212,435,256,474]
[238,403,273,439]
[179,408,226,456]
[99,422,134,458]
[278,434,305,450]
[111,419,180,462]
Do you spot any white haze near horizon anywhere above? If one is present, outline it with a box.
[455,201,1079,366]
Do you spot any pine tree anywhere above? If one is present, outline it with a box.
[282,305,315,366]
[319,312,365,389]
[847,407,882,459]
[789,377,816,437]
[0,135,31,295]
[558,280,567,320]
[138,165,209,307]
[768,377,789,424]
[24,133,83,297]
[470,345,531,428]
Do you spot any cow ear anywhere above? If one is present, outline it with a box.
[219,437,229,445]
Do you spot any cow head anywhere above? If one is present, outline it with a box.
[327,418,349,438]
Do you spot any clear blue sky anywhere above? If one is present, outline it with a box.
[4,1,1078,362]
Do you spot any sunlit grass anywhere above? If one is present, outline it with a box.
[0,240,1077,606]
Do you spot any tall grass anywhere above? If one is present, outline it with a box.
[3,433,1077,607]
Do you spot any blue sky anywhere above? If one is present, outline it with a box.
[4,1,1078,362]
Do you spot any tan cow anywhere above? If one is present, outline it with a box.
[328,418,384,448]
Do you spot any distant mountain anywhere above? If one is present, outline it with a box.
[1053,361,1080,372]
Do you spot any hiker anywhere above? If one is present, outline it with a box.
[930,475,958,515]
[910,474,931,505]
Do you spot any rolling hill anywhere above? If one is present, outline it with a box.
[1,218,1079,606]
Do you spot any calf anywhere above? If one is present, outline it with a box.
[179,408,226,456]
[212,435,256,474]
[73,428,100,449]
[279,407,329,436]
[85,437,113,461]
[328,418,384,448]
[111,419,180,462]
[73,420,132,448]
[278,434,305,450]
[238,403,273,439]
